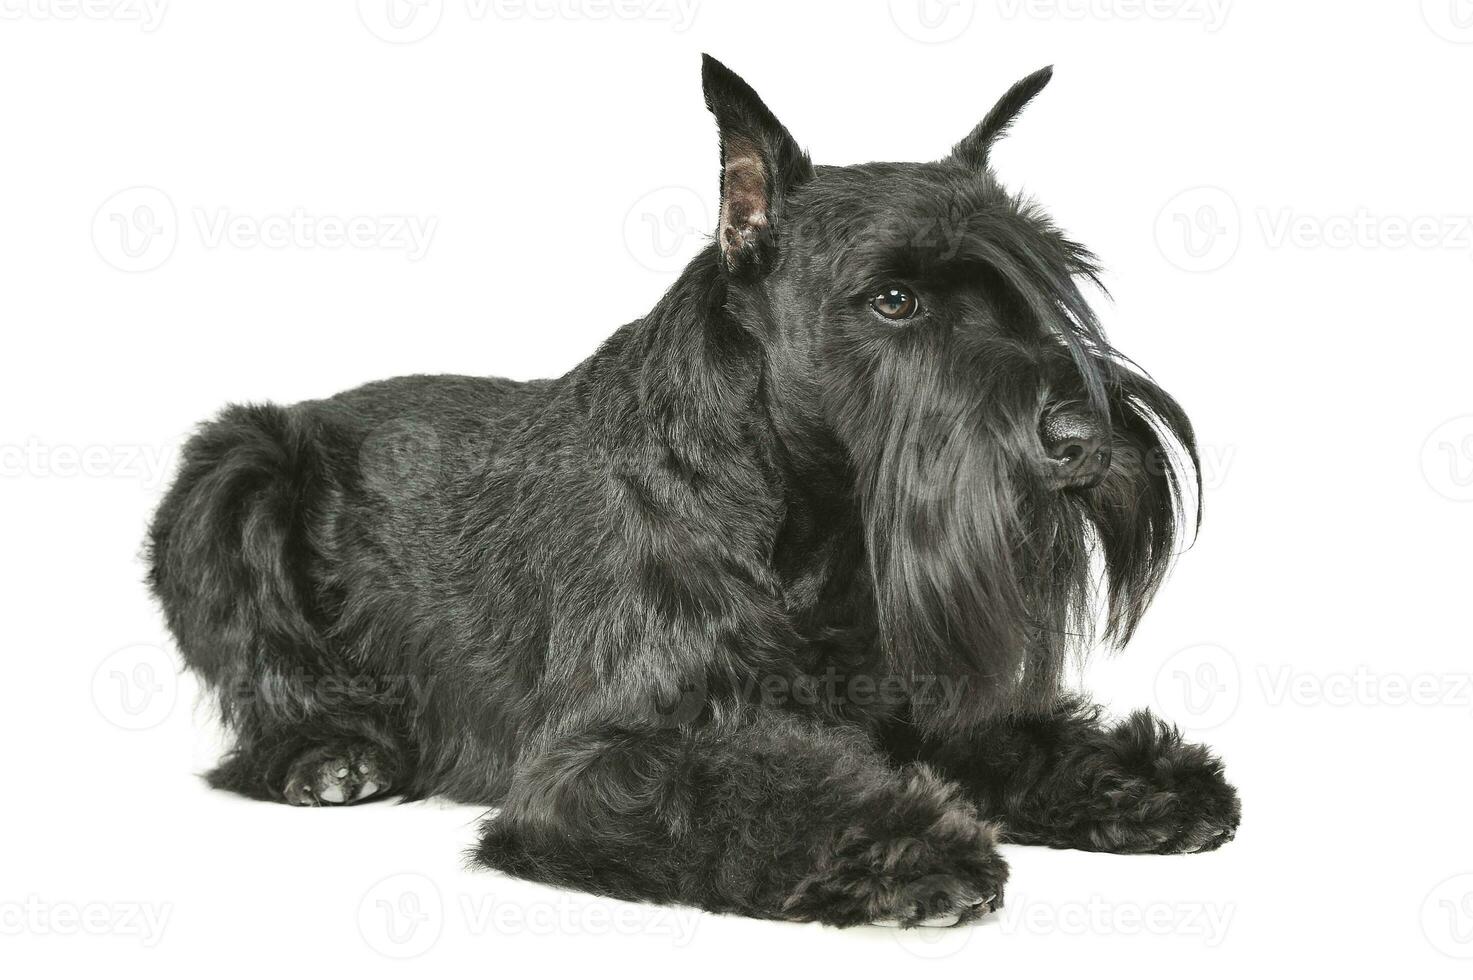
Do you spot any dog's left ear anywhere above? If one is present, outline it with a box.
[701,54,813,277]
[950,65,1054,168]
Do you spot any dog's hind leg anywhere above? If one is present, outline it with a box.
[207,717,407,805]
[474,710,1009,927]
[147,403,413,804]
[886,697,1241,854]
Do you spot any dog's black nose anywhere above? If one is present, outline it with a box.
[1040,408,1111,490]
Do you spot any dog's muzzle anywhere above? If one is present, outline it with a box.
[1039,404,1111,490]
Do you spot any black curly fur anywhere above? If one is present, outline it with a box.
[145,56,1239,926]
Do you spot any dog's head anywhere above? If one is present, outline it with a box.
[699,56,1198,731]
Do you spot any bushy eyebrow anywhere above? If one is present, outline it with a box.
[811,196,1115,413]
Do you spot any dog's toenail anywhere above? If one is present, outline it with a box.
[335,767,349,778]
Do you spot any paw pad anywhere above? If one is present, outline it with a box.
[283,745,394,806]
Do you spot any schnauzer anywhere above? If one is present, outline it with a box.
[147,56,1240,928]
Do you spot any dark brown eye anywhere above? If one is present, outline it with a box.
[871,286,918,320]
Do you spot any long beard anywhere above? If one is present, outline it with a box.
[855,356,1198,735]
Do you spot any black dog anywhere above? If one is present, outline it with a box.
[147,56,1239,928]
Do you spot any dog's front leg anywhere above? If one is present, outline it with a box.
[475,710,1008,927]
[889,698,1240,855]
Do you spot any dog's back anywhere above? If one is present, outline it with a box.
[146,291,786,806]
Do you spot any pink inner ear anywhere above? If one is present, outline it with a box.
[719,139,769,262]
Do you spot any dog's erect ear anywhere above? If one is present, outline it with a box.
[701,54,812,276]
[950,65,1054,168]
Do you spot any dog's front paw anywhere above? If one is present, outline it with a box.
[282,743,395,806]
[781,767,1009,928]
[1008,711,1240,855]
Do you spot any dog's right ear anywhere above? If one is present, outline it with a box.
[701,54,812,277]
[950,65,1054,169]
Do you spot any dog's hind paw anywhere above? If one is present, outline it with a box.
[282,743,394,806]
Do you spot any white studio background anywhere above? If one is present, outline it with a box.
[3,1,1472,976]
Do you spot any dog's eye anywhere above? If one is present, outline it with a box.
[871,286,919,321]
